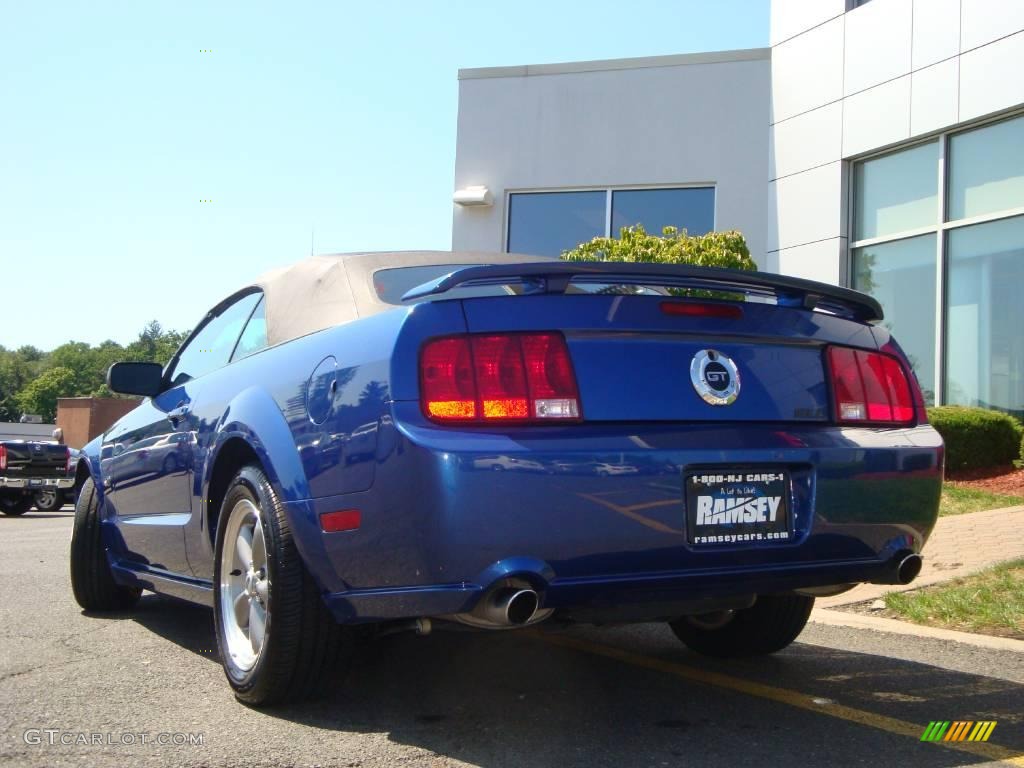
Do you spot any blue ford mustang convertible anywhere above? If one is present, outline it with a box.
[69,252,943,705]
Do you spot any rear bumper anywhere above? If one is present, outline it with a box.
[0,476,73,490]
[295,408,943,624]
[320,554,917,623]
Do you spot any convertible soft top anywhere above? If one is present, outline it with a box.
[251,251,549,346]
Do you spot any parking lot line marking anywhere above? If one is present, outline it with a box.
[539,633,1024,766]
[576,493,682,534]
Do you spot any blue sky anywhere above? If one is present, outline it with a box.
[0,1,768,350]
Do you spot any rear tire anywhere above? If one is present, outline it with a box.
[669,594,814,658]
[70,478,141,611]
[35,489,66,512]
[213,465,352,706]
[0,492,35,516]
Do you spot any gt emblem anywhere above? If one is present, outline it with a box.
[690,349,741,406]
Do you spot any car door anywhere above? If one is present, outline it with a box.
[103,291,263,575]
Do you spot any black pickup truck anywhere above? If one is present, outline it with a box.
[0,441,74,516]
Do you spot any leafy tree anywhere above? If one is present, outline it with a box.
[0,346,42,421]
[125,321,187,368]
[561,225,756,271]
[1,322,188,423]
[15,366,76,422]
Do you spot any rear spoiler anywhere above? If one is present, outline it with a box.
[401,262,883,323]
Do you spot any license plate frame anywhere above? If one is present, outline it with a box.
[685,469,792,546]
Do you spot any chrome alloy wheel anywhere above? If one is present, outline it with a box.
[219,498,270,671]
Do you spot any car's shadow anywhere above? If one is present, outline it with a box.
[127,595,1024,767]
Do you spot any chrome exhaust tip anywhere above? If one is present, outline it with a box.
[474,587,540,626]
[896,553,923,585]
[505,589,539,625]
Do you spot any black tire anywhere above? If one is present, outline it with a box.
[213,465,352,706]
[668,593,815,658]
[35,489,66,512]
[70,477,141,611]
[0,492,35,516]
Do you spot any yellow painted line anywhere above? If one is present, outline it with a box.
[539,633,1024,765]
[576,493,681,534]
[625,498,682,513]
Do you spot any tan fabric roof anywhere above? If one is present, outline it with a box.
[250,251,553,346]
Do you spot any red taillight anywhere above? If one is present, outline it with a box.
[421,332,581,423]
[471,335,529,419]
[826,346,916,425]
[660,301,743,319]
[320,509,361,532]
[421,336,477,420]
[64,447,72,473]
[0,445,6,471]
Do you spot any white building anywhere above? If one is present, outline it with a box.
[451,0,1024,418]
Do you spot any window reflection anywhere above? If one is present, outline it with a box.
[507,191,605,257]
[945,216,1024,419]
[854,141,938,240]
[852,235,936,403]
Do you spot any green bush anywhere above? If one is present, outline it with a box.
[927,406,1023,473]
[561,224,756,270]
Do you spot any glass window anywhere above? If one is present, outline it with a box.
[231,297,267,361]
[854,141,939,240]
[945,215,1024,419]
[170,292,262,385]
[611,188,715,237]
[507,191,606,257]
[852,235,936,402]
[948,114,1024,221]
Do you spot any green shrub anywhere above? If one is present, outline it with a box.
[561,224,756,270]
[927,406,1023,473]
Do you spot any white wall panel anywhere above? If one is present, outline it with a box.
[770,0,846,45]
[771,17,844,122]
[912,0,961,69]
[767,162,844,252]
[961,0,1024,50]
[770,102,842,180]
[843,76,912,156]
[911,58,959,135]
[844,0,913,95]
[959,31,1024,120]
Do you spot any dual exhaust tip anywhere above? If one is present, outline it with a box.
[468,554,922,626]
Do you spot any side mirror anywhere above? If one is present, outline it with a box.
[107,362,164,397]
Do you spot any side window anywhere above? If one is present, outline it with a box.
[231,296,267,361]
[169,292,262,385]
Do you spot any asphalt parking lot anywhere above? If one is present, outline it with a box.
[2,511,1022,768]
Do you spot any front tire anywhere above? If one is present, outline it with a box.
[668,594,814,658]
[213,465,351,706]
[35,489,66,512]
[0,492,35,516]
[70,478,141,611]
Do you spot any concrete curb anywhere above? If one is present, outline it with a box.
[810,607,1024,652]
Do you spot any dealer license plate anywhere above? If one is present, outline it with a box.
[685,470,791,546]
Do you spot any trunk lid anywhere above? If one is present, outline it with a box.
[459,293,879,423]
